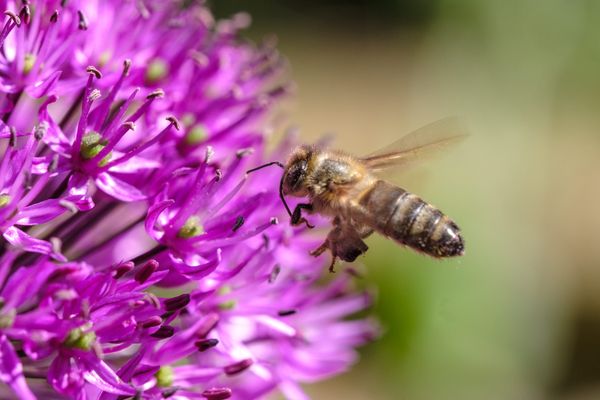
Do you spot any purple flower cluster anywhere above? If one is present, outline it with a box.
[0,1,375,399]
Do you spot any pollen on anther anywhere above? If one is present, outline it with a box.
[86,66,102,79]
[166,116,180,130]
[4,11,21,26]
[77,10,88,30]
[147,89,165,99]
[34,124,46,140]
[277,309,296,317]
[88,89,101,101]
[122,121,135,131]
[268,264,280,283]
[236,148,254,158]
[232,216,244,232]
[122,59,132,75]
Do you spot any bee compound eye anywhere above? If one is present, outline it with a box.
[286,161,307,190]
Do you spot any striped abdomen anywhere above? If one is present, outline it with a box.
[357,180,464,257]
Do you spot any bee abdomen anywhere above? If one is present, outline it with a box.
[359,180,464,258]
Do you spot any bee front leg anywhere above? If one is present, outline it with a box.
[291,203,315,229]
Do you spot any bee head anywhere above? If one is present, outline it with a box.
[244,146,314,223]
[282,146,312,196]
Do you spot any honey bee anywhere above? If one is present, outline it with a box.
[248,117,466,272]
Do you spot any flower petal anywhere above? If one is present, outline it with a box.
[15,199,69,225]
[66,173,95,211]
[173,251,221,279]
[31,156,53,174]
[95,173,146,202]
[48,355,84,398]
[80,357,136,396]
[145,200,174,241]
[107,154,162,173]
[38,96,72,156]
[27,70,63,98]
[3,227,66,262]
[0,335,35,400]
[2,261,58,309]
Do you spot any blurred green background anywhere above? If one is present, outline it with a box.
[212,1,600,399]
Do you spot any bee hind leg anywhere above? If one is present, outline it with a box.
[328,238,367,273]
[335,238,368,263]
[310,223,369,273]
[328,255,339,273]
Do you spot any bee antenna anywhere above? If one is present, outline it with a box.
[246,161,293,219]
[278,173,293,218]
[246,161,285,174]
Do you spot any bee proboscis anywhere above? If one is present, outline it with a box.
[248,117,467,271]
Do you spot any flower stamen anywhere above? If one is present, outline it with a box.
[112,261,135,279]
[19,5,30,25]
[224,359,253,376]
[150,325,175,339]
[134,259,159,284]
[202,388,232,400]
[195,338,219,352]
[164,294,190,312]
[99,116,178,172]
[72,67,102,156]
[195,313,219,338]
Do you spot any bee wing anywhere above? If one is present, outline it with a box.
[360,117,468,172]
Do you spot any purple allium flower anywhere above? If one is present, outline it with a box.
[0,1,376,399]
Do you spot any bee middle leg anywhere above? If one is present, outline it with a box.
[309,241,329,257]
[291,203,315,229]
[310,238,341,273]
